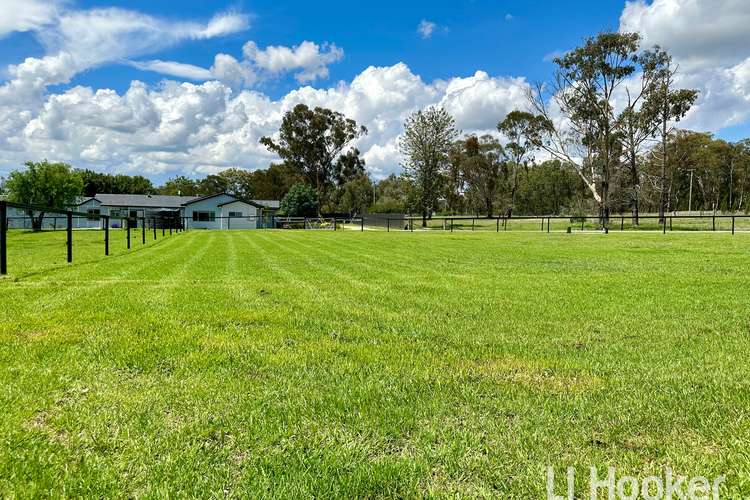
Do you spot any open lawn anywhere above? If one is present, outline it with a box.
[1,230,749,497]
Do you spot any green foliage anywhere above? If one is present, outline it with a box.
[640,130,750,213]
[331,173,374,216]
[245,163,304,201]
[514,160,589,215]
[158,176,200,196]
[215,168,255,199]
[458,135,504,217]
[371,174,411,213]
[260,104,367,200]
[78,170,154,196]
[279,183,319,217]
[4,160,84,231]
[399,107,459,225]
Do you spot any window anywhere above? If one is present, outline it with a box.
[192,211,215,222]
[87,208,101,221]
[228,211,243,217]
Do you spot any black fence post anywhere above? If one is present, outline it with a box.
[581,218,585,231]
[127,220,131,249]
[621,217,625,231]
[66,210,73,263]
[732,215,736,235]
[547,217,550,233]
[450,219,453,232]
[713,213,716,231]
[361,217,364,232]
[104,216,109,256]
[169,223,172,236]
[153,218,157,240]
[162,223,165,237]
[541,218,545,231]
[496,217,500,232]
[472,218,475,231]
[410,219,413,232]
[663,217,666,235]
[0,201,7,275]
[141,217,146,244]
[387,218,390,232]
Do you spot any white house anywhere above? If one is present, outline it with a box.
[4,192,278,230]
[183,193,274,229]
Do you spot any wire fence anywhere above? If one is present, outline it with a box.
[0,201,367,275]
[0,200,187,276]
[373,213,750,233]
[3,199,746,276]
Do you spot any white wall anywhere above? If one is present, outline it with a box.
[219,200,259,229]
[185,194,236,229]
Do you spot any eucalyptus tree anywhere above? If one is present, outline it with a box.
[399,107,459,226]
[461,135,504,217]
[639,51,698,223]
[497,111,546,217]
[261,104,367,206]
[524,32,647,226]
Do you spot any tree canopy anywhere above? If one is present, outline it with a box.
[279,183,319,217]
[260,104,367,206]
[399,106,459,226]
[4,160,83,231]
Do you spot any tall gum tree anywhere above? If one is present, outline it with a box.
[261,104,367,209]
[399,107,459,227]
[497,111,547,218]
[526,32,643,226]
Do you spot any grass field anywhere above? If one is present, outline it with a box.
[1,229,749,497]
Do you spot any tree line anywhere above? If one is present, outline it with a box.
[3,33,750,224]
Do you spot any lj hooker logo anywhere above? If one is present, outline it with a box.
[546,466,726,500]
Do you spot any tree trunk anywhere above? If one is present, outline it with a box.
[601,160,610,229]
[659,82,668,225]
[629,153,639,226]
[29,211,45,232]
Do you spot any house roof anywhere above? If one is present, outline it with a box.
[82,194,199,208]
[70,192,280,209]
[181,192,234,205]
[216,198,265,209]
[72,196,99,205]
[253,199,281,209]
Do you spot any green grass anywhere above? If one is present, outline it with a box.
[1,230,749,497]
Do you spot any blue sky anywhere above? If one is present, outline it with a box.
[1,0,749,182]
[4,0,625,97]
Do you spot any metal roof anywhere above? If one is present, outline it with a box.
[80,194,199,208]
[71,193,279,209]
[253,199,281,209]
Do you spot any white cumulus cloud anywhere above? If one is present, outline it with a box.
[243,41,344,83]
[620,0,750,132]
[0,63,530,179]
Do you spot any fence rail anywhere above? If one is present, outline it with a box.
[379,213,750,234]
[0,202,366,275]
[0,200,187,275]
